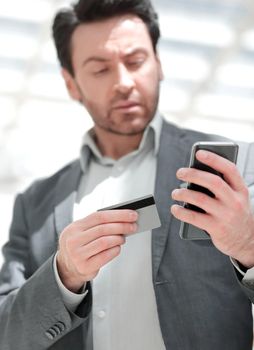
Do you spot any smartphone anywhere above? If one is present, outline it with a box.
[179,141,239,240]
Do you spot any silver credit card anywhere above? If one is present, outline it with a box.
[98,194,161,234]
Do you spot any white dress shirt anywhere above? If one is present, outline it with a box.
[54,113,166,349]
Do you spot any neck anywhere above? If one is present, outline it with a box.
[93,127,144,160]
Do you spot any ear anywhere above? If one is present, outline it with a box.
[156,54,164,81]
[61,68,82,102]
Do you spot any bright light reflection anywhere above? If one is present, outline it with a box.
[0,97,16,127]
[242,30,254,51]
[0,0,52,22]
[0,32,37,59]
[28,72,69,99]
[160,13,234,47]
[41,40,58,65]
[159,83,190,112]
[0,68,24,93]
[160,49,209,82]
[195,94,254,121]
[216,62,254,88]
[15,99,92,176]
[181,116,254,142]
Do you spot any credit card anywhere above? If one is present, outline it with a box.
[98,194,161,234]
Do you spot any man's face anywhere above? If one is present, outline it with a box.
[64,14,163,136]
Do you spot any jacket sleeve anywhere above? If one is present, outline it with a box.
[0,193,92,350]
[235,143,254,302]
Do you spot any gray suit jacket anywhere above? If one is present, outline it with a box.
[0,120,254,350]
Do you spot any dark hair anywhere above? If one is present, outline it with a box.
[52,0,160,76]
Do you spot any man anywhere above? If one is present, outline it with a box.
[0,0,254,349]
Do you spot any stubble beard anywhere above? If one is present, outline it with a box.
[76,81,160,137]
[94,113,149,137]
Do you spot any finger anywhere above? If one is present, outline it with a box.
[86,245,122,272]
[171,188,220,215]
[196,150,245,192]
[78,235,126,260]
[171,204,213,233]
[176,167,233,204]
[74,209,138,232]
[69,222,137,247]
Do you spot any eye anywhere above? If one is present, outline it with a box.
[127,57,145,68]
[93,68,109,76]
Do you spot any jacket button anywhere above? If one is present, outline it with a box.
[97,310,106,319]
[55,321,66,332]
[45,322,66,340]
[52,325,61,336]
[45,330,55,340]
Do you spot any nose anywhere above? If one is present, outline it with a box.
[114,64,135,95]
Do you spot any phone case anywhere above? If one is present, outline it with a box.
[179,141,239,240]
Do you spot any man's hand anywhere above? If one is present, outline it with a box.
[57,210,138,293]
[171,150,254,268]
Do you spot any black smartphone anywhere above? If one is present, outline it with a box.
[179,141,239,240]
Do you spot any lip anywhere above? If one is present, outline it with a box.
[113,101,140,109]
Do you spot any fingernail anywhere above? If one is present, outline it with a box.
[171,189,180,198]
[131,223,138,232]
[177,169,186,179]
[130,211,138,220]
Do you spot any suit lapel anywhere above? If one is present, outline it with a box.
[54,160,83,237]
[152,121,191,281]
[54,146,92,236]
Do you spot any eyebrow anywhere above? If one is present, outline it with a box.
[82,48,148,67]
[125,48,148,57]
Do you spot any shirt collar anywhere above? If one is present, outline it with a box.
[80,111,163,168]
[150,110,163,155]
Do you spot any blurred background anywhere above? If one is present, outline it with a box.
[0,0,254,265]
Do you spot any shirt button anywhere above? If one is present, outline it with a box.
[97,310,106,319]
